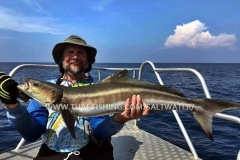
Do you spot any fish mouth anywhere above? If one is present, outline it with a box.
[17,78,35,99]
[17,78,30,91]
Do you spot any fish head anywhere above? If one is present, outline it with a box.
[17,78,63,106]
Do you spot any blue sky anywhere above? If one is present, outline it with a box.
[0,0,239,63]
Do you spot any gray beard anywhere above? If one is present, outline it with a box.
[62,61,88,76]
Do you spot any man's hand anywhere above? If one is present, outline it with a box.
[114,95,149,123]
[0,72,18,107]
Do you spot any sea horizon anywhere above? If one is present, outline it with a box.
[0,62,239,160]
[1,62,240,64]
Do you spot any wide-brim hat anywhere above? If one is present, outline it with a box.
[52,35,97,65]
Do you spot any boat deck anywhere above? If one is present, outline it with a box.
[0,124,200,160]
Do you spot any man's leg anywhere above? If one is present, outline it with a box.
[79,141,114,160]
[34,143,84,160]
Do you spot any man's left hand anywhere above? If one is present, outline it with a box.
[114,95,149,123]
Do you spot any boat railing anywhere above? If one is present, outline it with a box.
[7,62,240,159]
[138,61,240,159]
[139,61,240,124]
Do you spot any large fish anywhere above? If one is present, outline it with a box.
[17,70,240,140]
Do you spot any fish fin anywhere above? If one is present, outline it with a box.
[101,69,130,83]
[76,117,79,124]
[101,69,185,98]
[191,98,240,141]
[190,110,214,141]
[59,108,76,139]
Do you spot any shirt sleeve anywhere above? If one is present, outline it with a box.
[90,115,124,138]
[6,99,48,141]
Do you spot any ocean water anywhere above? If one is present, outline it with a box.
[0,62,239,160]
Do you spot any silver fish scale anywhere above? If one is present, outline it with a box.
[112,124,201,160]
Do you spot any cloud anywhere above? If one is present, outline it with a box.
[91,0,116,11]
[21,0,44,11]
[0,5,63,34]
[164,20,237,49]
[21,0,50,15]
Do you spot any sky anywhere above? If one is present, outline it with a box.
[0,0,240,63]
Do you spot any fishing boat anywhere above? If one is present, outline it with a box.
[0,61,240,160]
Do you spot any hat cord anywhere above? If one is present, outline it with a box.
[64,150,80,160]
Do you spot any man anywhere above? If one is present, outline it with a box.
[0,35,149,160]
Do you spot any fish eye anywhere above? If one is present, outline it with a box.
[33,82,40,87]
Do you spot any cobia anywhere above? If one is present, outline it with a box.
[17,70,240,140]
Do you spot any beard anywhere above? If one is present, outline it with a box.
[62,60,89,76]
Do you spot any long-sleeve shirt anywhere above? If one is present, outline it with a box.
[6,76,124,152]
[7,101,124,141]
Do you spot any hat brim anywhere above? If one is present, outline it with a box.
[52,42,97,65]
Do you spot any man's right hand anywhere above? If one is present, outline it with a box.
[0,72,18,107]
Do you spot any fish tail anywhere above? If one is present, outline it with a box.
[190,98,240,141]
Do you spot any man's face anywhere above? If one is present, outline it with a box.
[62,44,89,75]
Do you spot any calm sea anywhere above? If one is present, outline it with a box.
[0,62,239,160]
